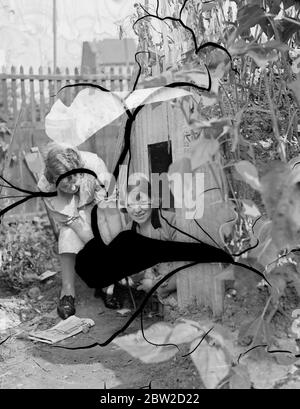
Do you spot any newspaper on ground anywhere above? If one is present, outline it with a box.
[28,315,95,344]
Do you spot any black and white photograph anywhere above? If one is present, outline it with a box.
[1,0,300,393]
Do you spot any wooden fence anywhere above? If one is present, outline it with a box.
[0,65,133,216]
[0,65,133,126]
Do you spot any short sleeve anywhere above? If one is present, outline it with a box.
[160,210,177,241]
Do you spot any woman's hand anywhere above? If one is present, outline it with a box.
[96,206,125,244]
[67,215,94,244]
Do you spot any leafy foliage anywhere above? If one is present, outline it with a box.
[127,0,300,387]
[0,215,59,291]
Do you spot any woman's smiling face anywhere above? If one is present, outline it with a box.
[126,190,152,225]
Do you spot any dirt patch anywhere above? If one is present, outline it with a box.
[1,271,300,389]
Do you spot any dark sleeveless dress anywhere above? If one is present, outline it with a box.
[75,205,233,289]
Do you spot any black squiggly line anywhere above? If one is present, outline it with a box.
[133,8,198,52]
[231,261,271,286]
[252,216,262,232]
[1,4,268,357]
[179,0,189,20]
[267,349,294,354]
[231,239,260,258]
[182,327,214,357]
[238,344,295,363]
[49,262,199,350]
[0,175,40,195]
[140,381,152,389]
[159,208,203,243]
[0,195,28,200]
[54,82,133,121]
[194,219,222,249]
[132,51,151,92]
[140,301,180,351]
[133,4,236,77]
[0,335,10,346]
[237,344,268,363]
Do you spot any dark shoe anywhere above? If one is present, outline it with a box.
[95,288,121,309]
[57,295,76,319]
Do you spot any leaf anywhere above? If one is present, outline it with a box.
[112,323,178,363]
[168,157,192,177]
[248,220,279,271]
[190,135,219,169]
[273,352,299,366]
[268,274,286,304]
[168,323,202,344]
[175,70,210,90]
[247,49,278,69]
[199,94,217,107]
[277,18,300,43]
[229,39,288,58]
[246,357,293,389]
[46,87,192,147]
[288,77,300,106]
[234,161,261,191]
[260,161,289,218]
[238,316,272,350]
[229,364,251,389]
[260,161,300,251]
[292,56,300,74]
[190,339,230,389]
[237,4,266,34]
[242,200,261,218]
[231,108,245,152]
[201,0,217,12]
[233,259,263,297]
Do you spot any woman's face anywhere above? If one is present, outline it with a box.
[126,192,152,224]
[57,174,82,195]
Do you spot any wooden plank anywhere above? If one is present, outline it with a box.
[110,66,115,91]
[126,66,132,91]
[29,66,36,123]
[48,67,55,110]
[1,66,9,121]
[38,66,46,122]
[74,66,80,98]
[56,67,62,97]
[19,66,27,119]
[64,67,72,106]
[119,66,123,91]
[11,66,18,120]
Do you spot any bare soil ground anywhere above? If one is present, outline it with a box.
[1,271,300,389]
[0,276,202,389]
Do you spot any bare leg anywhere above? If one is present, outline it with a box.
[60,253,76,298]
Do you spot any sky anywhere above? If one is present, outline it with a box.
[0,0,138,71]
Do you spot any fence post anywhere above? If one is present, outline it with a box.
[48,67,54,110]
[126,65,132,91]
[118,66,123,91]
[38,66,46,122]
[29,66,36,124]
[74,66,80,99]
[11,65,17,120]
[65,67,71,106]
[110,66,115,91]
[20,66,26,117]
[56,67,61,98]
[1,65,9,121]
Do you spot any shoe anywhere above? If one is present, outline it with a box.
[95,288,122,309]
[57,295,76,319]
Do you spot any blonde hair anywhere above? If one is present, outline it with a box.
[43,142,84,184]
